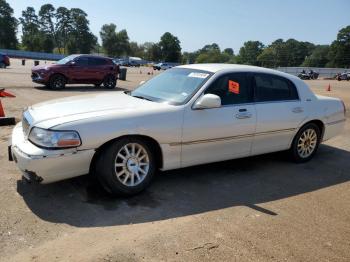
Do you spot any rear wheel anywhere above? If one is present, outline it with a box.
[95,138,156,196]
[290,123,321,163]
[103,75,116,89]
[49,74,66,90]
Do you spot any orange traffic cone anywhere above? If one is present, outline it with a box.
[327,84,331,92]
[0,100,5,118]
[0,88,16,126]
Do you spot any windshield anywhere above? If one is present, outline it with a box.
[131,68,211,105]
[56,55,79,65]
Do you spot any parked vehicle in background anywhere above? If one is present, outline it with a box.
[10,64,346,196]
[298,70,319,80]
[31,55,119,89]
[153,63,173,70]
[335,72,350,81]
[0,53,10,68]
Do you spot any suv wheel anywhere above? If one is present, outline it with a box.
[103,75,116,89]
[95,138,156,196]
[50,75,66,90]
[290,123,321,163]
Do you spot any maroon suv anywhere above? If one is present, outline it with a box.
[31,54,119,89]
[0,53,10,68]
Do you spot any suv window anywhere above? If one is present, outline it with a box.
[74,57,88,66]
[204,73,252,105]
[253,74,298,102]
[88,57,108,66]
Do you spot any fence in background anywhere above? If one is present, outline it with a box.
[0,49,65,61]
[277,67,349,78]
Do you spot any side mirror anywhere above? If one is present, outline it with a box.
[139,80,145,85]
[193,94,221,109]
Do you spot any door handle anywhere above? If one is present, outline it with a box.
[235,112,252,119]
[292,107,304,113]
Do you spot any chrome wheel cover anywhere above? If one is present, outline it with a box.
[114,143,150,186]
[297,128,317,158]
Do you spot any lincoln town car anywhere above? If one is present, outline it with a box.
[9,64,346,196]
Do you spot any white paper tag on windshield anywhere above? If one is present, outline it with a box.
[188,72,209,78]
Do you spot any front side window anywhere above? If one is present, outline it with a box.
[56,55,78,65]
[204,73,252,105]
[130,68,211,105]
[253,74,298,102]
[74,57,88,66]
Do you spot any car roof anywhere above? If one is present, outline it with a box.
[177,63,300,81]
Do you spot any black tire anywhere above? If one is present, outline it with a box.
[95,138,156,196]
[94,83,101,88]
[49,74,66,90]
[103,75,116,89]
[289,123,321,163]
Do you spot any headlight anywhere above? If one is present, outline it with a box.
[29,127,81,149]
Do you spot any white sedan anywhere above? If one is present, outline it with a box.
[9,64,346,196]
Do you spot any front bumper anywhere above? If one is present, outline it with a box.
[9,123,95,184]
[31,72,49,84]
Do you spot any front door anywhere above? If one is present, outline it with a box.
[181,72,256,167]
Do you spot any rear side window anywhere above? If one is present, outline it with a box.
[205,73,252,105]
[88,57,108,66]
[253,74,298,102]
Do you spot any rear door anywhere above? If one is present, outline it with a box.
[88,57,112,83]
[251,73,305,155]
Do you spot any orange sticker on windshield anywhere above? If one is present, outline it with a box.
[228,80,240,94]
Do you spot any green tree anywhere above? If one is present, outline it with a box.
[237,41,264,65]
[19,7,41,51]
[38,4,56,52]
[115,29,129,56]
[159,32,181,62]
[0,0,18,49]
[129,41,145,57]
[257,47,276,68]
[67,8,97,54]
[223,48,234,56]
[100,24,129,57]
[327,26,350,68]
[100,23,118,56]
[55,7,72,53]
[150,43,162,61]
[302,45,330,67]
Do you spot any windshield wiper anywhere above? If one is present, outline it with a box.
[131,95,152,101]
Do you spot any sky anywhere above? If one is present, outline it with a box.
[7,0,350,53]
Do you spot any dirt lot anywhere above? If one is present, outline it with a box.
[0,59,349,262]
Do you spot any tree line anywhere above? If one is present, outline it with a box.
[0,0,349,68]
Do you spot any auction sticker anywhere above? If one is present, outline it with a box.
[188,72,209,78]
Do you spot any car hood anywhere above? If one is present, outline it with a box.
[27,91,174,128]
[32,64,61,71]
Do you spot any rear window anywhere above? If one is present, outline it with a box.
[253,73,298,102]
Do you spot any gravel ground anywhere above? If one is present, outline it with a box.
[0,59,349,262]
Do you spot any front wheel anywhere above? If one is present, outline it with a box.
[49,74,66,90]
[289,123,321,163]
[95,138,156,196]
[103,75,116,89]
